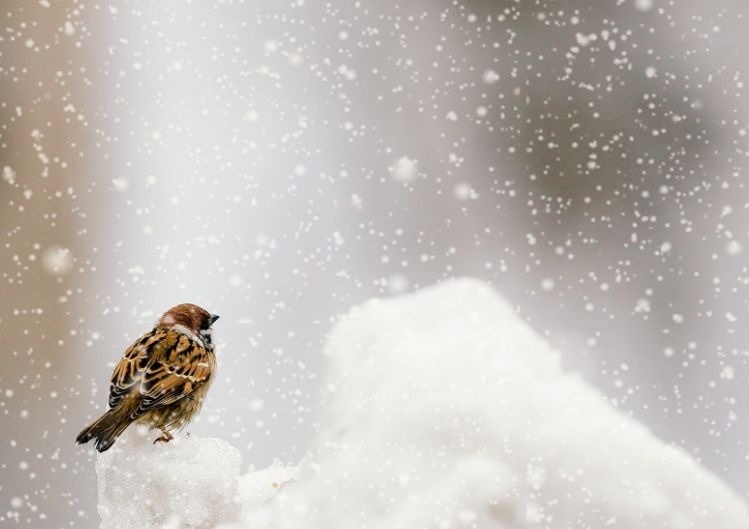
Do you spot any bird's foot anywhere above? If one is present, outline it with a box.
[153,431,174,445]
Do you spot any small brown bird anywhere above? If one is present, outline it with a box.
[76,303,219,452]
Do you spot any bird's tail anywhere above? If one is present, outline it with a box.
[76,407,134,453]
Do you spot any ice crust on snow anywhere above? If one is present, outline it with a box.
[96,279,749,528]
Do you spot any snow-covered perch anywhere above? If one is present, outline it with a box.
[96,431,243,529]
[96,279,749,528]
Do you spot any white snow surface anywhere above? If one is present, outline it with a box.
[96,279,749,528]
[96,428,243,529]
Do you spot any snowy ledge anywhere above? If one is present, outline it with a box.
[95,278,749,529]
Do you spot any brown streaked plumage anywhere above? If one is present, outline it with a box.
[76,303,220,452]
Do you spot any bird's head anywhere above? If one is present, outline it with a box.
[157,303,220,348]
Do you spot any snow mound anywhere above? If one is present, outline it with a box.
[95,279,749,528]
[237,463,298,521]
[95,428,243,529]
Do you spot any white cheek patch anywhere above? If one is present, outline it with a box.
[199,328,215,351]
[171,324,200,343]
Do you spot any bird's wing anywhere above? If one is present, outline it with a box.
[108,329,213,417]
[108,329,164,408]
[131,329,213,418]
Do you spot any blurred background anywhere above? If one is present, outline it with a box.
[2,0,749,526]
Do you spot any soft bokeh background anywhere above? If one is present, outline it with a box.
[2,0,749,526]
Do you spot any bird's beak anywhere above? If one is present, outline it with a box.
[209,314,220,326]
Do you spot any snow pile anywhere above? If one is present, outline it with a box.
[95,279,749,528]
[236,464,298,522]
[95,428,243,529]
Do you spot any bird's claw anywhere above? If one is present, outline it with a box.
[153,431,173,445]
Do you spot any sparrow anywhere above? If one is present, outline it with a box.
[76,303,219,452]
